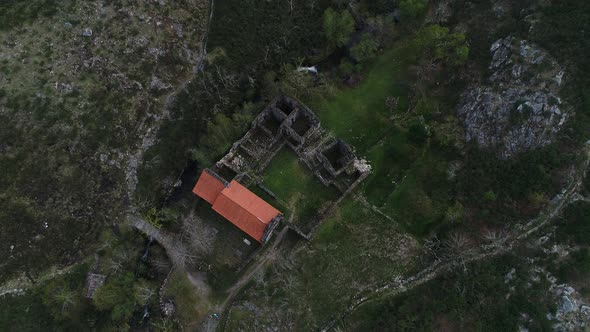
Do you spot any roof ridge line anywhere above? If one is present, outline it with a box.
[219,183,268,225]
[224,180,280,223]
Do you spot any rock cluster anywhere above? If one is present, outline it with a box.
[457,37,568,159]
[548,284,590,331]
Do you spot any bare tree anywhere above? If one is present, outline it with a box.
[445,232,472,255]
[482,228,509,245]
[180,210,215,260]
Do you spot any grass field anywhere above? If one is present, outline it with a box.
[311,44,416,152]
[308,41,455,237]
[262,148,340,231]
[227,198,418,330]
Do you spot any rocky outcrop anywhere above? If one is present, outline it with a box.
[457,36,568,159]
[548,284,590,331]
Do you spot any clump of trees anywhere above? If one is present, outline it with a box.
[190,106,256,167]
[415,25,470,66]
[399,0,429,18]
[323,8,355,50]
[350,33,380,63]
[349,255,553,331]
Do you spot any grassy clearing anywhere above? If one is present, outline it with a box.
[308,40,457,237]
[262,148,340,231]
[361,129,419,206]
[225,198,417,330]
[311,44,416,152]
[383,156,452,236]
[164,270,210,326]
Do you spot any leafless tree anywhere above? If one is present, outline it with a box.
[482,228,509,245]
[180,210,215,259]
[445,232,472,255]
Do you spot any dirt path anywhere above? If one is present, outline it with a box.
[318,144,590,331]
[200,226,290,332]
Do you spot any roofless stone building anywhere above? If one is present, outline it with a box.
[193,96,370,243]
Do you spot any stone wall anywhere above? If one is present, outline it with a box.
[211,96,371,241]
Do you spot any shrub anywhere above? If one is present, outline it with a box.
[556,202,590,246]
[415,25,470,65]
[407,121,428,145]
[191,108,255,167]
[92,273,137,322]
[350,33,380,63]
[399,0,428,19]
[323,8,355,48]
[483,190,497,202]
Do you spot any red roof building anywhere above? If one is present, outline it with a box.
[192,169,281,243]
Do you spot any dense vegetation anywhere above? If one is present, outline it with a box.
[532,0,590,144]
[348,254,553,331]
[2,0,590,330]
[0,228,174,331]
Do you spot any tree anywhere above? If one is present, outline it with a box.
[483,190,497,202]
[133,279,156,306]
[323,8,355,48]
[415,25,470,65]
[41,281,80,321]
[350,33,379,63]
[190,109,254,166]
[93,273,137,322]
[445,201,464,223]
[399,0,428,18]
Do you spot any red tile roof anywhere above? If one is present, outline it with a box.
[192,170,227,204]
[193,171,281,242]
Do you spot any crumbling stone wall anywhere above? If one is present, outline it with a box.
[211,96,371,240]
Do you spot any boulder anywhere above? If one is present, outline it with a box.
[457,37,568,159]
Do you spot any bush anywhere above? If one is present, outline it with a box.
[415,25,469,65]
[407,121,428,145]
[350,33,380,63]
[93,273,137,322]
[190,107,255,167]
[323,8,356,48]
[399,0,428,19]
[556,202,590,246]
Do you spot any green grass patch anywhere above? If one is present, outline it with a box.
[262,148,340,231]
[164,270,210,326]
[309,39,457,237]
[311,44,416,152]
[0,0,61,31]
[293,198,411,329]
[382,152,453,237]
[362,129,419,206]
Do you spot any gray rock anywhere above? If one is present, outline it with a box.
[82,28,93,37]
[149,76,172,92]
[457,36,568,159]
[559,295,576,314]
[549,284,590,331]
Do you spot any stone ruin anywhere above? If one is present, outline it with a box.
[211,96,370,239]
